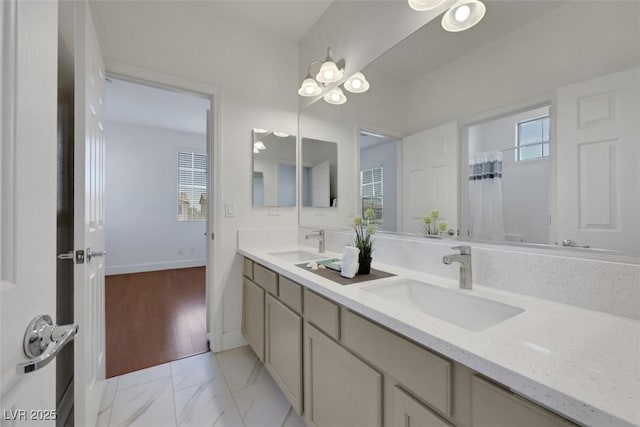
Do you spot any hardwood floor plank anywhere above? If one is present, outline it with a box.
[105,267,208,377]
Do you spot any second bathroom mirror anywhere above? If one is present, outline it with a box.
[252,129,297,207]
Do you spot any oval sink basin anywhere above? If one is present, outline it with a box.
[362,279,524,331]
[269,250,325,262]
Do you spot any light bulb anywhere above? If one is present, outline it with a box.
[323,87,347,105]
[344,72,370,94]
[331,92,340,102]
[298,77,321,97]
[407,0,447,11]
[254,141,266,150]
[455,4,471,22]
[351,79,362,90]
[323,69,335,80]
[304,86,314,95]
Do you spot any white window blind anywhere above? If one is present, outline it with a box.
[178,151,207,221]
[361,166,383,224]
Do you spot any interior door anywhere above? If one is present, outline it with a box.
[401,122,458,234]
[312,160,331,207]
[556,67,640,255]
[73,1,107,425]
[0,0,59,421]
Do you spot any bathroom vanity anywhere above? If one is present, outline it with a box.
[238,242,639,427]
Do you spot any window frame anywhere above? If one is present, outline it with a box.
[360,166,384,225]
[177,150,208,222]
[515,115,550,162]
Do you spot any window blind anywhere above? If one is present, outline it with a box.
[178,151,207,221]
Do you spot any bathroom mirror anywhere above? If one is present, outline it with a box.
[298,0,640,257]
[301,137,338,208]
[252,129,296,207]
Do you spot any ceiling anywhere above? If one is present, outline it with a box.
[360,132,398,150]
[369,1,567,82]
[105,78,211,135]
[203,0,333,41]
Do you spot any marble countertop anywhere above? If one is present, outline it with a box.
[238,246,640,427]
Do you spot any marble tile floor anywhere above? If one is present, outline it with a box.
[98,346,306,427]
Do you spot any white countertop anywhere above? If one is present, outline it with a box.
[238,246,640,427]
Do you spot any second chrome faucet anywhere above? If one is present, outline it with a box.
[443,245,472,289]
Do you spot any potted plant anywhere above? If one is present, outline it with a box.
[353,208,377,274]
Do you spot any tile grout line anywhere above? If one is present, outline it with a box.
[214,351,248,426]
[169,362,180,427]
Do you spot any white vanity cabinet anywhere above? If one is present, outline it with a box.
[241,257,578,427]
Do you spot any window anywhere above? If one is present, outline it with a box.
[361,166,383,224]
[178,151,207,221]
[516,116,550,161]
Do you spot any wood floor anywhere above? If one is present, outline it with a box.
[105,267,208,378]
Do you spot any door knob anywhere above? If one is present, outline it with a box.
[17,315,78,374]
[86,248,106,263]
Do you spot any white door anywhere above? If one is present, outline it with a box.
[401,122,458,234]
[312,160,331,207]
[73,1,107,425]
[556,67,640,255]
[0,0,59,423]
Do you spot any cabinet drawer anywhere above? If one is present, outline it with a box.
[392,386,452,427]
[253,263,278,295]
[471,376,575,427]
[303,290,340,340]
[279,276,302,314]
[342,310,452,416]
[243,257,254,279]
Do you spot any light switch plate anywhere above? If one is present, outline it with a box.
[225,202,235,218]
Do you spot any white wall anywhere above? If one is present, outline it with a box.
[468,107,550,244]
[360,141,399,232]
[105,122,206,274]
[91,1,300,349]
[407,2,640,133]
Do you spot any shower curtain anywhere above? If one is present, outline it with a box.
[469,152,505,241]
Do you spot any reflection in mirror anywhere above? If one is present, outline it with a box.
[467,105,550,244]
[359,131,400,232]
[301,138,338,208]
[299,0,639,256]
[252,129,296,207]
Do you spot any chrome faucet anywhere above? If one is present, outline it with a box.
[305,230,325,254]
[443,245,472,290]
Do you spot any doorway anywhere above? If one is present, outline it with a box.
[358,130,401,232]
[103,78,212,377]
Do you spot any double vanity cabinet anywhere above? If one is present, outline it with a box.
[241,257,576,427]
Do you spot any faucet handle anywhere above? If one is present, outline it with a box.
[451,245,471,255]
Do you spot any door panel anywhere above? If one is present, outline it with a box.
[312,160,331,207]
[402,122,458,234]
[73,1,107,425]
[556,67,640,255]
[0,0,59,422]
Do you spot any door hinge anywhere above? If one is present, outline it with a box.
[75,250,85,264]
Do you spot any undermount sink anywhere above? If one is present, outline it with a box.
[269,250,325,262]
[362,279,524,331]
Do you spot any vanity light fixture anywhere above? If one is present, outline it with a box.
[254,141,266,150]
[441,0,486,32]
[324,87,347,105]
[253,128,269,134]
[253,147,260,154]
[298,47,370,105]
[407,0,447,11]
[273,132,290,138]
[344,72,370,94]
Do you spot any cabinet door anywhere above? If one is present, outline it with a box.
[266,295,303,414]
[391,386,452,427]
[242,278,265,361]
[304,323,382,427]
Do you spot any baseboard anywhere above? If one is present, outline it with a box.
[106,259,206,276]
[220,330,247,352]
